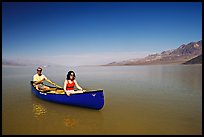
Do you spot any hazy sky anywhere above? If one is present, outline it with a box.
[2,2,202,66]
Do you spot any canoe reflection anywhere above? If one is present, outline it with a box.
[30,92,104,131]
[32,103,47,120]
[32,103,81,129]
[64,115,78,128]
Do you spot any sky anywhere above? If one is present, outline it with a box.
[2,2,202,66]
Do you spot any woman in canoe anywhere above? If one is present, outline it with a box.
[64,70,84,96]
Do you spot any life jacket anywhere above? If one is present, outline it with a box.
[66,80,75,90]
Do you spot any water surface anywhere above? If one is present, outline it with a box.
[2,65,202,135]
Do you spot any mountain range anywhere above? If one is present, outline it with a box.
[2,40,202,67]
[105,40,202,66]
[2,58,60,67]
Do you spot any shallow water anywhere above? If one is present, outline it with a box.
[2,65,202,135]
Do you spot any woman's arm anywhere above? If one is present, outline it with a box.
[74,80,83,90]
[63,80,67,91]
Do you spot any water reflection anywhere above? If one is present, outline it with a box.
[30,92,104,133]
[63,115,79,128]
[31,99,81,129]
[32,103,47,120]
[31,93,80,128]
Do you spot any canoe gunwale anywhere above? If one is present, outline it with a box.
[30,81,104,110]
[30,81,103,94]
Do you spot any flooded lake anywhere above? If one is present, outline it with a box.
[2,64,202,135]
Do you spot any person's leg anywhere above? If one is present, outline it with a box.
[65,90,74,96]
[42,85,50,92]
[37,84,49,92]
[55,89,64,94]
[37,84,44,91]
[35,85,39,90]
[65,91,71,96]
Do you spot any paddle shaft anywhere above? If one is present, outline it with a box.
[46,79,63,89]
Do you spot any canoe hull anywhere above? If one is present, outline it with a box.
[31,81,104,110]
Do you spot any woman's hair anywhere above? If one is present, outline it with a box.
[66,70,76,80]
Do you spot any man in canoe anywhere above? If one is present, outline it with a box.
[64,70,85,96]
[33,67,51,92]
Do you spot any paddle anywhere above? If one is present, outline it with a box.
[45,79,63,89]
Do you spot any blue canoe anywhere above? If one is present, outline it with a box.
[30,81,104,110]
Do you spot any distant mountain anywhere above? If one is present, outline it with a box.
[2,58,62,67]
[2,59,27,66]
[105,40,202,66]
[183,54,202,64]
